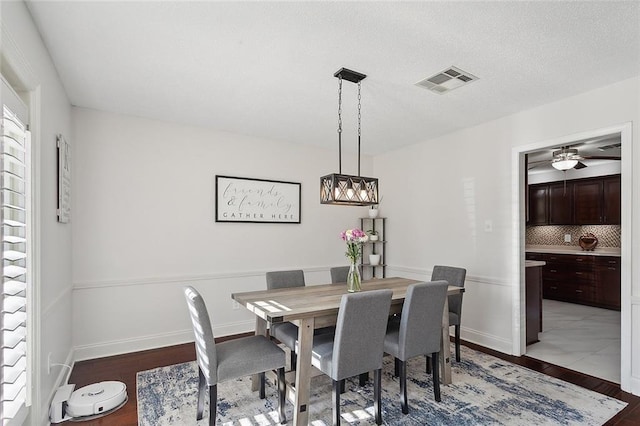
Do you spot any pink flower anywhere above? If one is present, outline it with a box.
[340,228,368,262]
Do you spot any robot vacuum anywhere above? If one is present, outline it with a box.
[50,381,127,423]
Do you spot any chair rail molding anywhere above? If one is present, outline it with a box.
[73,266,335,290]
[387,266,510,288]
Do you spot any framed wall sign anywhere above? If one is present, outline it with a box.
[57,134,71,223]
[215,175,301,223]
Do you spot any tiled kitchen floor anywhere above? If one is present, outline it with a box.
[526,299,621,383]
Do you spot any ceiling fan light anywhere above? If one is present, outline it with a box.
[552,158,578,170]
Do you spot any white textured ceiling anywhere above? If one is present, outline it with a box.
[25,1,640,155]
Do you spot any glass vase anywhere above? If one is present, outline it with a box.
[347,261,361,292]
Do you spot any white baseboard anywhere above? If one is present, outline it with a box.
[73,320,255,361]
[461,326,513,354]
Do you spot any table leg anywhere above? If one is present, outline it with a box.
[440,297,452,385]
[293,317,314,426]
[251,317,268,392]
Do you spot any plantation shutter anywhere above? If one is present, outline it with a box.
[1,101,30,425]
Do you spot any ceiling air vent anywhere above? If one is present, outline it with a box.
[415,66,478,94]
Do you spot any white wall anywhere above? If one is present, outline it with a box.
[1,2,73,424]
[374,76,639,393]
[71,107,370,359]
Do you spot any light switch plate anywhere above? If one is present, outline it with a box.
[564,234,571,242]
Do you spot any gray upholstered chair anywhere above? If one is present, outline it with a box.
[384,281,448,413]
[330,266,350,284]
[431,265,467,362]
[310,289,392,426]
[266,270,305,369]
[183,286,286,426]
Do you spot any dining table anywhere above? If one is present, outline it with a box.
[232,276,465,426]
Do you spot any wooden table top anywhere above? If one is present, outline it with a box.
[232,277,464,324]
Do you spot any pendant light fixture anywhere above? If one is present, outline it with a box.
[320,68,379,206]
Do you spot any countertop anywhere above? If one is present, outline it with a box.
[525,260,546,267]
[526,245,621,257]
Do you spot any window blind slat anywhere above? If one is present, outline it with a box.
[0,326,24,349]
[1,312,26,332]
[1,388,26,421]
[1,342,25,368]
[1,296,24,314]
[2,252,25,262]
[3,265,25,279]
[1,370,25,400]
[2,357,25,384]
[2,236,25,245]
[1,281,25,296]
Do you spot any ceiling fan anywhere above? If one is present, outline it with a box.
[528,145,621,171]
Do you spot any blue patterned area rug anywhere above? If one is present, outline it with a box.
[137,345,626,425]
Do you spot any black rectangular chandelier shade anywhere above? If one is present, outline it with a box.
[320,173,379,206]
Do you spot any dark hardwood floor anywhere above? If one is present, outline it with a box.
[64,337,640,425]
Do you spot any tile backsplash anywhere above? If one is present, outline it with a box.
[526,225,621,247]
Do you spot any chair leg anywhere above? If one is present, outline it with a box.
[432,352,441,402]
[399,359,408,414]
[332,379,341,426]
[455,325,461,362]
[359,372,368,386]
[425,355,431,374]
[394,357,400,377]
[209,384,217,426]
[197,367,206,421]
[259,372,266,399]
[277,367,287,424]
[374,369,382,425]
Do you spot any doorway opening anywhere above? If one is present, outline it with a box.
[514,123,632,389]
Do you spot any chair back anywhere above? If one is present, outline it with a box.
[330,266,350,284]
[266,270,305,290]
[333,289,392,380]
[398,281,449,359]
[183,286,218,384]
[431,265,466,316]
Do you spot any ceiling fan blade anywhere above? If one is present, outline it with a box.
[574,161,587,169]
[527,159,551,166]
[581,155,621,160]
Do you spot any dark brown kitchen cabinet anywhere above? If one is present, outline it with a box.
[528,185,548,225]
[595,256,621,310]
[603,175,621,224]
[574,180,603,224]
[526,252,620,310]
[527,174,620,225]
[548,182,573,224]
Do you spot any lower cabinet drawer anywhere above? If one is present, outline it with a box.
[543,281,595,303]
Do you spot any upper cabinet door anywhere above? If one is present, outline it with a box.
[602,175,621,225]
[548,182,573,225]
[528,185,548,225]
[574,180,603,224]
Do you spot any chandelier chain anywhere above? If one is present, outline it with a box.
[357,81,362,136]
[337,76,343,135]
